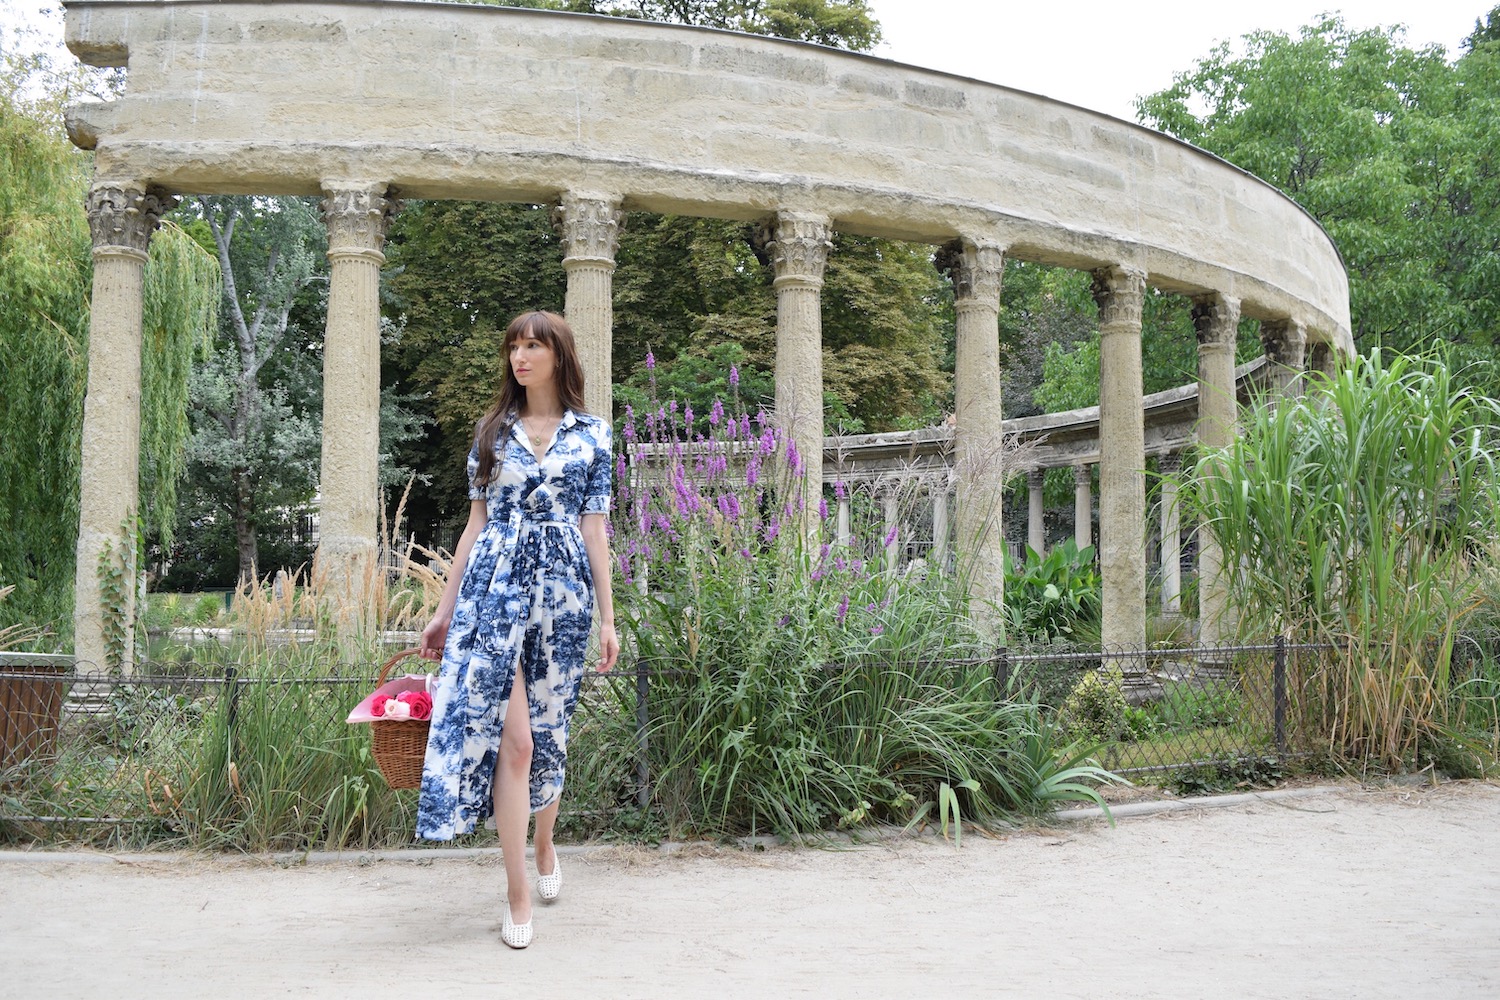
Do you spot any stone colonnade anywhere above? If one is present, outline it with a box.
[72,182,1322,668]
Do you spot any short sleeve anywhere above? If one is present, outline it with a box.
[466,442,486,500]
[583,420,613,515]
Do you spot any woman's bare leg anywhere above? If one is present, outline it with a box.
[495,674,535,924]
[533,798,560,880]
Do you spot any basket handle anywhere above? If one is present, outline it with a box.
[376,647,426,687]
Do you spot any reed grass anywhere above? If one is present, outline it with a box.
[1178,351,1500,770]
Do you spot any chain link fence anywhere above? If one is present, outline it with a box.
[1,639,1335,848]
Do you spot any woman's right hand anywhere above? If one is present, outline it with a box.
[420,613,452,661]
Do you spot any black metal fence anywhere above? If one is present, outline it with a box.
[0,639,1333,847]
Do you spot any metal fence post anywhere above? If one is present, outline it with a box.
[993,646,1010,699]
[1273,635,1288,756]
[634,657,650,810]
[224,665,240,740]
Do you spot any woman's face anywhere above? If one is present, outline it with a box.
[509,333,557,390]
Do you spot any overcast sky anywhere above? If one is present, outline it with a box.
[867,0,1486,120]
[2,1,1487,121]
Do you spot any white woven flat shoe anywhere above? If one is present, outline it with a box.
[537,856,561,902]
[501,904,533,950]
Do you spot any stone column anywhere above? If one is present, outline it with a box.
[318,183,398,635]
[1026,469,1045,556]
[932,488,950,570]
[1092,265,1148,653]
[836,496,852,547]
[1073,465,1093,549]
[936,238,1006,627]
[73,182,176,674]
[767,211,832,527]
[556,193,624,420]
[883,493,900,577]
[1306,341,1337,382]
[1193,293,1242,650]
[1261,318,1308,401]
[1157,452,1183,616]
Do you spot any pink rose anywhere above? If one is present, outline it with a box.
[370,693,391,718]
[400,690,434,722]
[384,699,411,720]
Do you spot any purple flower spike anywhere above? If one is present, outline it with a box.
[746,456,760,488]
[818,497,829,520]
[836,594,849,623]
[834,480,847,500]
[709,399,724,427]
[884,524,899,548]
[870,624,884,636]
[740,414,752,438]
[739,547,753,560]
[646,350,656,371]
[729,364,740,389]
[684,404,694,425]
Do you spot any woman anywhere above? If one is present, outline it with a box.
[415,310,618,950]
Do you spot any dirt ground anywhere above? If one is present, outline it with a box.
[3,781,1497,1000]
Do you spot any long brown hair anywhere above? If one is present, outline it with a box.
[472,310,588,486]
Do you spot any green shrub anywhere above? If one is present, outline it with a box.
[1061,669,1127,743]
[1004,540,1101,641]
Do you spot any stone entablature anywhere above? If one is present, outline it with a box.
[65,0,1349,352]
[825,358,1270,480]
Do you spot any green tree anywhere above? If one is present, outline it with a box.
[1137,15,1500,354]
[0,41,218,640]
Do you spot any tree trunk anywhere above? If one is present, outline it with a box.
[233,466,258,585]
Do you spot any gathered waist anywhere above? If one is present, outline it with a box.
[491,509,580,530]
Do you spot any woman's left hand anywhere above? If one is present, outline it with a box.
[596,622,619,673]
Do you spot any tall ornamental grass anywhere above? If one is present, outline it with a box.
[590,362,1115,839]
[1179,351,1499,769]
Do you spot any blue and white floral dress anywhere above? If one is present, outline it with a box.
[416,409,612,841]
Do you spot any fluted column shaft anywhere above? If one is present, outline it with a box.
[1093,266,1148,651]
[74,183,176,674]
[1261,318,1308,401]
[1193,293,1242,647]
[938,238,1006,626]
[1073,465,1093,549]
[1026,469,1045,556]
[556,193,624,420]
[319,183,398,630]
[1157,452,1183,616]
[769,212,831,527]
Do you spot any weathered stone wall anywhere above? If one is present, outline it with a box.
[65,0,1350,350]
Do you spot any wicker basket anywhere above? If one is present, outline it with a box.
[369,648,431,789]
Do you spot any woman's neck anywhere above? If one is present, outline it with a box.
[521,383,564,419]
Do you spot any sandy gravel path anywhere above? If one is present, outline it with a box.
[3,782,1497,999]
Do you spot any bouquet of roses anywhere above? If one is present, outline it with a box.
[371,689,433,721]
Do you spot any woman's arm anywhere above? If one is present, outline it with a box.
[418,499,488,661]
[581,513,619,672]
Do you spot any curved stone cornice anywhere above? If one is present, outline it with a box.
[767,212,832,290]
[935,238,1004,308]
[320,184,399,260]
[1092,265,1147,329]
[86,182,177,257]
[554,193,625,267]
[1192,293,1241,349]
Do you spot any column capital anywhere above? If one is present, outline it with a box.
[553,193,625,268]
[86,182,177,259]
[1191,292,1241,348]
[1091,264,1147,328]
[935,237,1004,308]
[1026,468,1045,490]
[1260,317,1308,368]
[1074,464,1092,487]
[763,211,832,290]
[320,183,400,262]
[1157,451,1183,476]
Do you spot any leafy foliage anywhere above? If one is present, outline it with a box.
[1004,539,1101,641]
[1138,14,1500,354]
[0,63,218,642]
[1172,352,1500,768]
